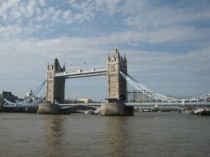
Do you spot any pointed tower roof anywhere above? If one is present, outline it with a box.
[108,53,110,61]
[54,58,62,71]
[47,62,50,70]
[120,56,123,61]
[115,46,120,58]
[63,64,66,72]
[124,54,127,62]
[54,57,59,65]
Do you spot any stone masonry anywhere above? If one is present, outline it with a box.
[107,48,127,102]
[46,58,65,103]
[46,48,128,104]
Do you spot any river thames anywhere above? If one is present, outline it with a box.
[0,112,210,157]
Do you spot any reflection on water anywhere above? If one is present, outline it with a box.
[43,115,69,157]
[1,113,210,157]
[106,117,130,157]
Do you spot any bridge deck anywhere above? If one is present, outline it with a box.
[125,102,210,107]
[59,102,210,107]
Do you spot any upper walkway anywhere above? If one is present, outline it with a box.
[55,68,107,79]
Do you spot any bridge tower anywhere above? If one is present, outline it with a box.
[101,48,133,115]
[46,58,65,104]
[107,48,127,102]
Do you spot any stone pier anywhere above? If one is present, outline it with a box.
[100,102,133,116]
[37,103,59,114]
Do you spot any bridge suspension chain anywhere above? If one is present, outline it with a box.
[120,71,210,103]
[32,80,46,97]
[127,73,176,101]
[120,71,178,102]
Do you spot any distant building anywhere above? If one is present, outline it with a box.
[207,96,210,102]
[0,91,18,109]
[77,98,92,103]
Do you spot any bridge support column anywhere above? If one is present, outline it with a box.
[42,58,66,114]
[101,48,133,116]
[46,58,66,104]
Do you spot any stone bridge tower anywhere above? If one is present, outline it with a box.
[46,58,65,104]
[107,48,127,102]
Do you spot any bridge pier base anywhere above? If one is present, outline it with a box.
[37,103,59,114]
[100,102,134,116]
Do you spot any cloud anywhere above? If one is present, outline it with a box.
[0,0,41,21]
[39,0,45,7]
[1,34,209,75]
[0,0,210,99]
[0,34,209,98]
[134,48,210,94]
[123,0,210,28]
[122,0,210,45]
[95,0,121,15]
[0,0,97,39]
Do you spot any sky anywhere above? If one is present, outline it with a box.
[0,0,210,101]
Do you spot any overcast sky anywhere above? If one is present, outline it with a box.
[0,0,210,100]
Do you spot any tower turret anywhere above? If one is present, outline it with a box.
[63,64,66,72]
[107,47,127,102]
[46,58,65,103]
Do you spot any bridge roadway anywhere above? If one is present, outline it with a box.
[58,102,210,109]
[55,68,107,79]
[58,103,101,109]
[126,102,210,108]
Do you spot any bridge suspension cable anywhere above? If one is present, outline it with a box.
[32,80,46,97]
[120,71,210,103]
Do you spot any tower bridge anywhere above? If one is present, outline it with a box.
[2,48,210,114]
[46,48,127,104]
[45,48,133,115]
[45,47,210,115]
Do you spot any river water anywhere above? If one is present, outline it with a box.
[0,112,210,157]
